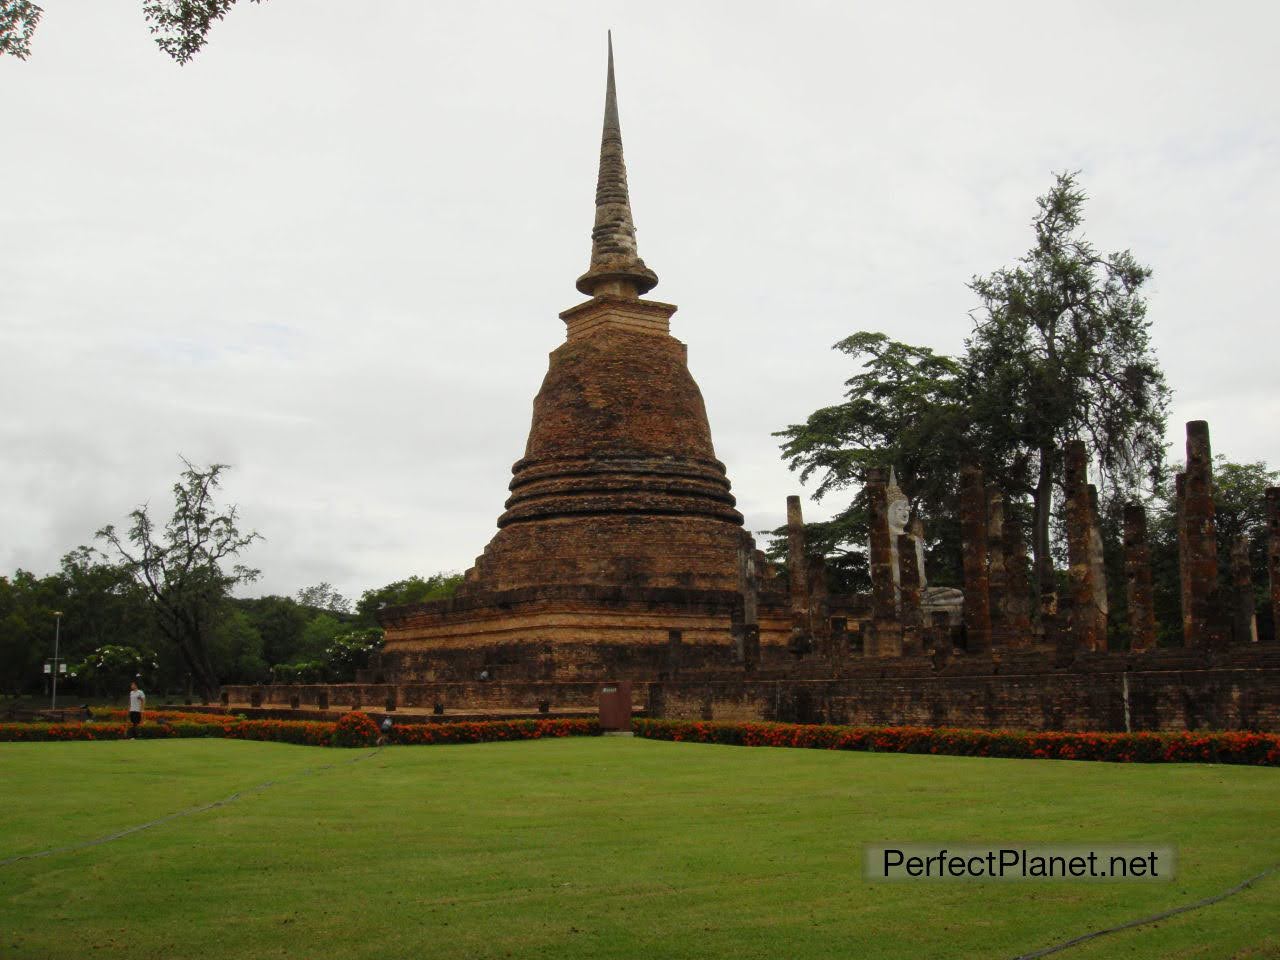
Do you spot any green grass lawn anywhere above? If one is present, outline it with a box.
[2,737,1278,960]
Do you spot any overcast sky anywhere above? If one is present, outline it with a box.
[4,1,1277,602]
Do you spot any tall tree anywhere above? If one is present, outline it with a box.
[777,173,1169,595]
[97,460,260,700]
[966,171,1169,593]
[774,332,969,588]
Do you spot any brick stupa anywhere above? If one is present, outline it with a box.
[376,38,796,682]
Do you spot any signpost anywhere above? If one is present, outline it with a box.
[48,610,64,709]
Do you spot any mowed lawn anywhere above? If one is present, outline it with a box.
[2,738,1279,960]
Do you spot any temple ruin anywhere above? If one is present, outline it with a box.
[223,41,1280,733]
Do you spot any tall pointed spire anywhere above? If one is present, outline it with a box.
[575,32,659,299]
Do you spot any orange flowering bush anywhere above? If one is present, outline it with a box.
[387,718,599,745]
[633,719,1280,767]
[96,708,227,724]
[331,711,380,747]
[0,715,600,748]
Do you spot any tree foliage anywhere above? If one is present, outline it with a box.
[296,582,351,615]
[74,644,158,697]
[2,525,457,694]
[142,0,262,65]
[1145,457,1280,646]
[96,459,261,701]
[0,551,163,696]
[355,573,463,626]
[773,332,968,588]
[323,627,384,682]
[0,0,40,59]
[776,173,1170,593]
[966,171,1169,588]
[0,0,260,63]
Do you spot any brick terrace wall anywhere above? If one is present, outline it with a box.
[227,636,1280,733]
[648,670,1280,732]
[223,681,638,712]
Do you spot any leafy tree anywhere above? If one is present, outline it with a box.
[272,660,328,684]
[142,0,263,64]
[355,573,462,627]
[297,613,344,661]
[0,571,52,694]
[0,554,161,695]
[74,644,158,698]
[1147,457,1278,645]
[97,460,261,701]
[0,0,40,59]
[966,171,1169,593]
[1209,459,1279,565]
[774,332,969,589]
[323,627,384,682]
[295,582,351,615]
[57,547,159,656]
[234,595,309,666]
[777,173,1170,596]
[209,606,267,683]
[1,0,263,63]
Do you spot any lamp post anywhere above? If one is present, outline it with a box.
[50,610,63,710]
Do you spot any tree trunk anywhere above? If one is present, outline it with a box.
[166,621,220,703]
[1032,446,1056,601]
[184,634,220,703]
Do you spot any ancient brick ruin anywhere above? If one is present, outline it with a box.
[223,43,1280,733]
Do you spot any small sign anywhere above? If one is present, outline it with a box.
[598,681,632,732]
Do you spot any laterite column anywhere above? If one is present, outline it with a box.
[960,464,992,654]
[1122,504,1157,652]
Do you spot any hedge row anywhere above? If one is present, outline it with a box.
[633,719,1280,766]
[0,712,601,748]
[96,708,230,724]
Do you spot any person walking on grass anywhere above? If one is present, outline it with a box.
[127,680,145,739]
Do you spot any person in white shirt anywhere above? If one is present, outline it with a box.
[128,681,145,739]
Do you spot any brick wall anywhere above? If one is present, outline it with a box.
[648,666,1280,732]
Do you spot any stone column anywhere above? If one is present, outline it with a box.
[1183,421,1226,648]
[737,532,759,626]
[986,490,1008,646]
[866,468,896,625]
[1176,472,1192,645]
[1088,485,1109,630]
[1064,440,1104,653]
[807,554,831,657]
[959,464,992,654]
[1230,535,1258,644]
[1268,488,1280,644]
[735,532,761,670]
[786,495,809,635]
[737,535,752,670]
[1002,501,1034,643]
[829,617,848,669]
[898,533,923,655]
[1122,504,1157,653]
